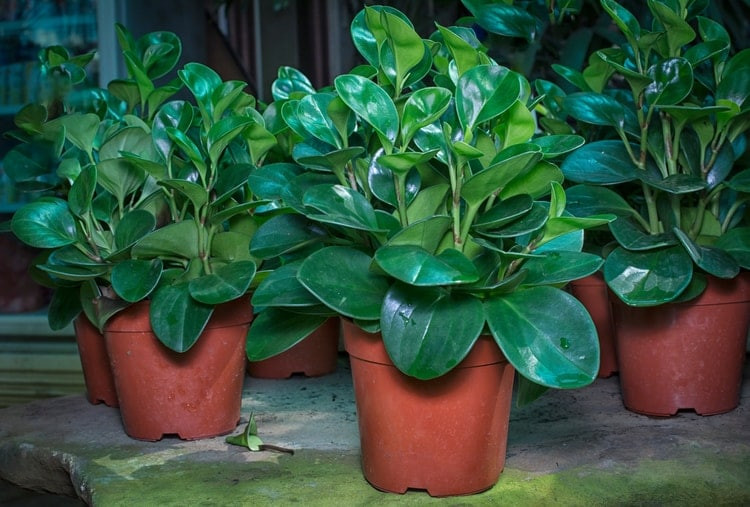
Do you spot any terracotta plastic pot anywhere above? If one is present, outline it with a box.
[73,314,119,407]
[342,319,515,497]
[568,273,618,378]
[611,275,750,416]
[247,318,340,378]
[104,298,252,440]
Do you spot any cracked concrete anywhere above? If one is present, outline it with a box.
[0,354,748,505]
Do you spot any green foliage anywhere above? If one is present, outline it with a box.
[245,5,614,392]
[552,0,750,306]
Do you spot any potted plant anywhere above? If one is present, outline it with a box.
[246,5,613,496]
[4,25,274,440]
[553,0,750,415]
[1,29,181,408]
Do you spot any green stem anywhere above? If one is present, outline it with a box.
[642,183,660,234]
[722,197,750,234]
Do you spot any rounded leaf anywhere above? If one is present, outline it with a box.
[11,198,77,248]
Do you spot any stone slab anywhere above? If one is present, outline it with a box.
[0,355,748,505]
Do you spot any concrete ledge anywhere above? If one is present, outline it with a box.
[0,356,749,505]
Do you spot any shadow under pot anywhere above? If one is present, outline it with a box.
[104,298,252,441]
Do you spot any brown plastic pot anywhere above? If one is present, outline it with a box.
[568,273,618,378]
[342,319,515,497]
[104,298,252,440]
[73,314,119,407]
[247,318,340,378]
[611,274,750,416]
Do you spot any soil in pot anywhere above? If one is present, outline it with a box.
[568,273,618,378]
[342,319,515,497]
[74,314,118,407]
[247,318,340,378]
[611,275,750,416]
[104,298,252,441]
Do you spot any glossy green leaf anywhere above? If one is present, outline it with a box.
[96,158,147,205]
[297,93,342,148]
[247,163,303,200]
[368,158,421,209]
[648,0,695,56]
[644,58,693,106]
[207,116,254,165]
[474,194,533,229]
[68,164,96,218]
[375,245,479,286]
[132,220,200,260]
[150,283,213,352]
[401,87,452,147]
[377,150,438,175]
[673,228,739,279]
[188,260,256,305]
[11,198,77,248]
[486,286,598,388]
[48,286,82,331]
[381,283,484,379]
[334,74,398,150]
[246,310,329,361]
[456,65,520,134]
[166,126,207,180]
[294,144,365,174]
[114,209,156,251]
[59,113,99,155]
[715,228,750,269]
[468,2,538,42]
[250,214,325,259]
[462,149,542,206]
[609,217,675,250]
[604,246,693,306]
[436,24,482,77]
[303,184,382,232]
[500,161,564,200]
[386,216,452,252]
[565,184,637,218]
[160,179,209,212]
[716,49,750,108]
[532,135,585,159]
[406,183,450,223]
[298,246,390,320]
[178,62,222,119]
[111,259,163,302]
[380,9,425,92]
[350,5,412,67]
[560,140,639,184]
[271,66,315,101]
[251,262,322,308]
[538,215,615,247]
[478,202,548,238]
[639,173,706,194]
[562,92,639,134]
[601,0,640,42]
[211,231,254,262]
[521,251,603,286]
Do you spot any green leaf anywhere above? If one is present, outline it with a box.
[159,179,209,212]
[297,93,342,148]
[111,259,163,302]
[334,74,398,151]
[68,164,96,217]
[59,113,99,156]
[562,92,638,134]
[207,116,255,165]
[500,161,564,200]
[97,158,147,205]
[604,246,693,306]
[474,194,534,229]
[251,262,323,308]
[250,214,326,259]
[673,228,739,279]
[150,283,213,352]
[111,209,155,251]
[298,246,390,320]
[11,198,77,248]
[532,135,585,158]
[374,245,480,286]
[456,65,521,135]
[400,87,452,146]
[601,0,641,43]
[351,5,412,67]
[48,286,82,331]
[302,184,382,232]
[486,286,598,388]
[644,58,693,106]
[188,260,257,305]
[560,140,639,184]
[462,148,542,206]
[436,24,482,77]
[521,251,603,286]
[385,216,452,252]
[377,150,438,175]
[380,9,425,92]
[609,217,676,250]
[648,0,695,56]
[468,2,538,42]
[132,220,200,260]
[565,184,637,218]
[381,283,484,379]
[247,163,303,200]
[715,228,750,269]
[716,49,750,108]
[246,310,328,361]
